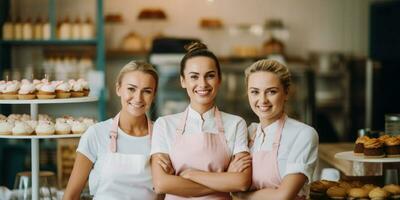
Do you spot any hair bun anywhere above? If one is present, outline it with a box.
[184,42,207,53]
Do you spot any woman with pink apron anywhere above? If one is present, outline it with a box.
[151,42,252,199]
[233,59,319,200]
[64,61,166,200]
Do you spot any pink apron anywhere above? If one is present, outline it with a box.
[165,107,232,200]
[249,115,306,200]
[90,113,157,200]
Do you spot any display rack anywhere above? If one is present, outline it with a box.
[335,151,400,163]
[0,96,97,200]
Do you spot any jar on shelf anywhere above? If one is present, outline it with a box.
[42,18,51,40]
[81,16,94,39]
[59,16,72,40]
[34,16,43,40]
[22,17,33,40]
[2,15,14,40]
[14,16,23,40]
[71,17,81,40]
[385,114,400,136]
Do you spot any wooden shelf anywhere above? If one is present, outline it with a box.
[0,96,98,105]
[0,39,97,46]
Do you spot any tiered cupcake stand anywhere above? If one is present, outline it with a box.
[0,97,98,200]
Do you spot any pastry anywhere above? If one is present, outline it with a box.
[200,18,223,29]
[363,184,378,193]
[2,81,19,99]
[26,120,38,130]
[12,121,34,136]
[77,79,90,96]
[310,180,338,199]
[0,114,6,120]
[0,120,14,135]
[369,187,389,200]
[8,114,21,121]
[384,137,400,157]
[20,114,31,121]
[347,188,369,199]
[326,186,347,199]
[383,184,400,199]
[379,134,391,142]
[354,136,369,156]
[70,80,84,97]
[38,114,52,122]
[81,117,96,127]
[35,121,55,135]
[364,138,385,158]
[55,121,71,135]
[137,8,167,20]
[55,81,71,98]
[338,181,352,192]
[0,81,7,99]
[71,121,87,134]
[36,83,56,99]
[18,81,36,99]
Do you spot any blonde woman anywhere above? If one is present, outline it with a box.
[235,59,318,200]
[64,61,166,200]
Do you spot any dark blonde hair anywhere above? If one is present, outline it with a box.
[180,41,221,80]
[116,61,159,91]
[245,59,291,93]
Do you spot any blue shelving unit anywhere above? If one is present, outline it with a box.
[0,0,106,120]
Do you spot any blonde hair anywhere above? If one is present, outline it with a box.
[245,59,291,92]
[116,61,159,90]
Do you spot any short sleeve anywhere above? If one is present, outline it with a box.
[232,119,250,155]
[150,117,170,155]
[76,125,99,163]
[284,127,319,184]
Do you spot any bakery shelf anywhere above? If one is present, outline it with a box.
[0,39,97,46]
[0,134,82,139]
[0,96,98,104]
[335,151,400,163]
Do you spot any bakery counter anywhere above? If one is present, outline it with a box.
[318,143,354,176]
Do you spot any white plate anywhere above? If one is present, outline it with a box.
[0,134,82,139]
[335,151,400,163]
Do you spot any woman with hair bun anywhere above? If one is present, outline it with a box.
[151,42,252,199]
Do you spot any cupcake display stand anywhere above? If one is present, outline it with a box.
[335,151,400,163]
[0,96,98,200]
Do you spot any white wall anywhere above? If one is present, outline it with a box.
[12,0,371,58]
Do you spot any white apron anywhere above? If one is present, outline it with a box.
[89,113,157,200]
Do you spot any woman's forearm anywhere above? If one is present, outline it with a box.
[184,169,252,192]
[63,153,93,200]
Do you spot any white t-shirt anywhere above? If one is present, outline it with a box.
[151,106,249,156]
[248,117,318,195]
[77,119,152,194]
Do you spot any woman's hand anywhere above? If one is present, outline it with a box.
[157,154,175,175]
[227,153,252,173]
[180,168,199,179]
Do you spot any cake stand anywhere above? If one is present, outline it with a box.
[0,96,98,200]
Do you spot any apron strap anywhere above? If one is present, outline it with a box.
[109,113,153,153]
[214,107,225,135]
[176,108,189,135]
[109,113,120,153]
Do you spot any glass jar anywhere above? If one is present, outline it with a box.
[385,114,400,136]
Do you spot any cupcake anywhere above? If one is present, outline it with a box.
[369,187,389,200]
[36,83,56,99]
[55,121,71,135]
[354,136,370,156]
[26,120,38,130]
[35,121,55,135]
[8,114,21,121]
[70,80,84,97]
[347,188,369,200]
[0,81,7,99]
[18,81,36,99]
[38,114,52,122]
[81,117,96,128]
[20,114,31,121]
[77,79,90,96]
[55,81,71,98]
[379,134,391,143]
[2,81,19,99]
[364,138,385,158]
[0,120,14,135]
[12,121,34,136]
[326,186,347,199]
[0,114,6,120]
[383,184,400,199]
[71,121,87,134]
[384,137,400,157]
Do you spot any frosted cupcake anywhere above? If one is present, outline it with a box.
[12,121,34,136]
[26,120,38,130]
[71,120,87,134]
[0,114,6,120]
[38,114,52,122]
[20,114,31,121]
[55,81,71,98]
[18,81,36,99]
[35,121,55,135]
[77,79,90,96]
[364,138,385,158]
[55,121,71,135]
[82,118,96,127]
[384,137,400,157]
[70,81,85,97]
[37,83,56,99]
[2,81,20,99]
[8,114,21,121]
[0,120,14,135]
[0,80,7,99]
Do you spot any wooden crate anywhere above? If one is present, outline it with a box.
[57,138,79,188]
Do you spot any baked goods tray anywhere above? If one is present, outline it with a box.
[0,96,98,104]
[0,134,82,139]
[335,151,400,163]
